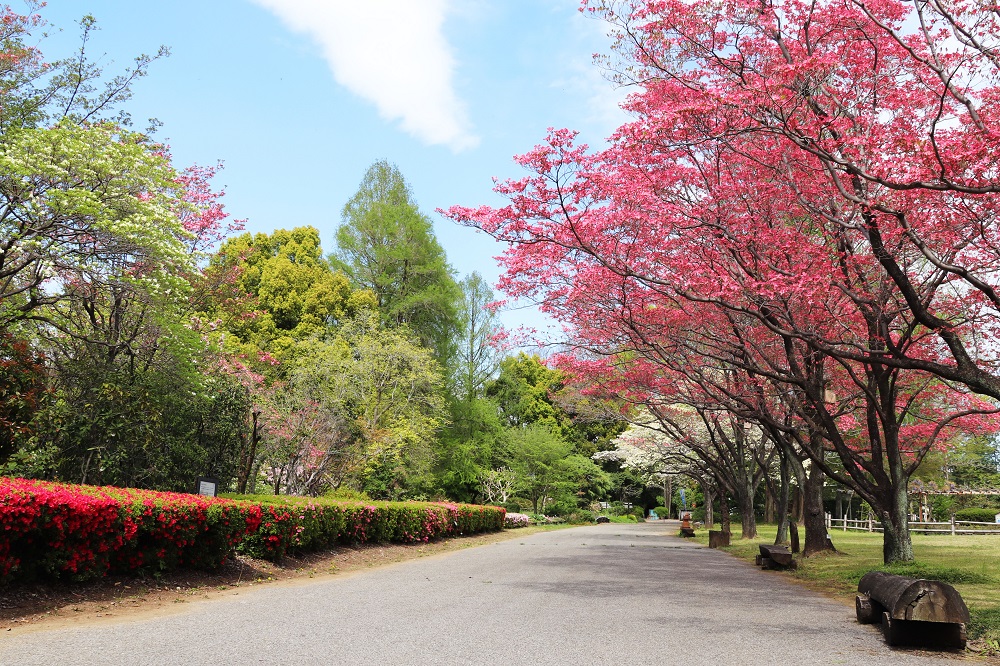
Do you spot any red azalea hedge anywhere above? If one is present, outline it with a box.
[233,495,506,561]
[0,477,506,583]
[0,477,261,583]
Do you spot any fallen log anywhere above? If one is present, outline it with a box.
[855,571,969,648]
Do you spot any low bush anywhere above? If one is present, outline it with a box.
[504,512,531,528]
[565,509,596,524]
[652,506,668,518]
[0,477,261,584]
[955,508,998,523]
[633,507,646,522]
[233,495,505,561]
[0,477,506,580]
[607,502,630,516]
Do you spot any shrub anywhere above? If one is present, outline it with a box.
[545,500,581,517]
[234,495,506,561]
[504,512,531,528]
[652,506,668,519]
[608,501,629,516]
[955,508,998,523]
[633,507,646,522]
[323,487,372,502]
[0,477,507,581]
[565,509,596,524]
[0,477,261,583]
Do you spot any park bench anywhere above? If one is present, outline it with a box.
[855,571,969,648]
[755,544,796,570]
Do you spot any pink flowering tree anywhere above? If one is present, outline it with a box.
[446,0,1000,562]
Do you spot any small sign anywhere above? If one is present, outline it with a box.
[995,512,1000,524]
[196,477,219,497]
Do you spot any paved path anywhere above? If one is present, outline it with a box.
[0,523,967,665]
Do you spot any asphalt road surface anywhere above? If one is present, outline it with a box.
[0,523,969,665]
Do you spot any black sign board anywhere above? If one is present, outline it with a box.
[196,477,219,497]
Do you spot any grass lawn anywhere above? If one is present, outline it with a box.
[689,523,1000,652]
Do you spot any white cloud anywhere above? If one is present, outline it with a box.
[551,6,632,139]
[252,0,479,152]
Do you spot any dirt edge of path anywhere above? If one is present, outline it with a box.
[0,526,564,635]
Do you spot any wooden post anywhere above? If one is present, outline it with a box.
[951,515,956,536]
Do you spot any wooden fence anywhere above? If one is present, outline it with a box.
[824,514,1000,535]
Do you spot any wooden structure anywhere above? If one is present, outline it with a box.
[755,544,796,570]
[708,530,730,548]
[856,571,969,648]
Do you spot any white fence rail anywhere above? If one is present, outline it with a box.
[825,515,1000,535]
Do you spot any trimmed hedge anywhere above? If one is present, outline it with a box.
[232,495,506,561]
[0,478,506,583]
[955,507,999,523]
[0,478,262,583]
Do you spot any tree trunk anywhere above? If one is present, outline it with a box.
[704,485,714,529]
[237,410,261,495]
[793,485,804,523]
[880,485,915,563]
[774,453,791,545]
[764,484,775,524]
[738,494,757,539]
[664,476,672,519]
[736,477,757,539]
[719,492,731,534]
[802,462,835,556]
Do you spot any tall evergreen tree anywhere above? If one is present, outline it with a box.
[333,160,461,364]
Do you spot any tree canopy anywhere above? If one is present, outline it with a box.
[333,160,461,363]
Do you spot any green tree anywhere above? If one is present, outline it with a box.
[433,396,506,502]
[286,312,447,498]
[0,121,195,330]
[0,333,46,463]
[200,226,376,363]
[333,160,461,363]
[454,272,501,401]
[508,424,608,514]
[488,353,566,432]
[430,272,505,501]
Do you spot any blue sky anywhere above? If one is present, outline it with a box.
[38,1,629,333]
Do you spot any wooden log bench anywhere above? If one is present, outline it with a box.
[855,571,969,649]
[755,544,796,570]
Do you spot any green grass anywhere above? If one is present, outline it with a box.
[693,524,1000,649]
